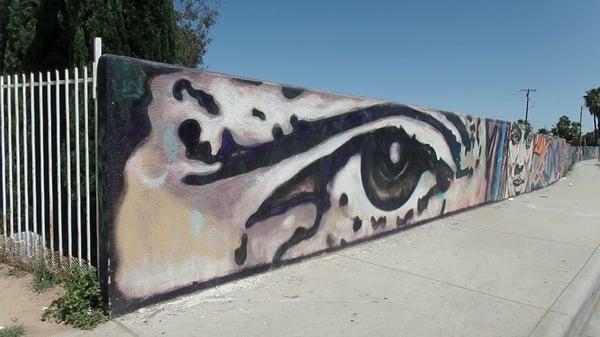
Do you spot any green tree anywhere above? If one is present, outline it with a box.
[537,127,551,135]
[123,0,178,63]
[1,0,40,73]
[0,0,219,71]
[550,115,581,145]
[584,88,600,150]
[582,131,598,146]
[174,0,219,68]
[0,0,9,72]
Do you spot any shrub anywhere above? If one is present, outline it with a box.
[0,324,25,337]
[42,266,106,329]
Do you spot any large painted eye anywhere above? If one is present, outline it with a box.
[179,100,463,266]
[360,127,436,211]
[510,127,522,145]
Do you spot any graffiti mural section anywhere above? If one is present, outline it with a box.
[97,55,599,314]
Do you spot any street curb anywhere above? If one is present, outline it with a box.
[530,246,600,337]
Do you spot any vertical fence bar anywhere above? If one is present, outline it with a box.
[55,70,62,257]
[74,68,82,264]
[47,72,53,254]
[22,74,29,249]
[0,75,5,238]
[93,38,101,267]
[15,75,21,239]
[30,73,37,244]
[7,76,13,237]
[84,67,91,265]
[39,72,45,250]
[65,68,72,261]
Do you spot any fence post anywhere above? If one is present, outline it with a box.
[93,37,102,268]
[0,75,5,238]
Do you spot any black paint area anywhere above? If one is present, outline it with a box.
[252,108,266,121]
[172,79,220,115]
[326,234,336,247]
[339,193,348,206]
[281,86,305,99]
[234,233,248,265]
[178,119,214,163]
[396,209,414,227]
[445,113,472,152]
[272,125,284,141]
[353,217,362,232]
[416,161,453,215]
[233,78,263,86]
[370,216,386,230]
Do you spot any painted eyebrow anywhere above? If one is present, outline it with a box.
[172,79,220,115]
[181,103,467,186]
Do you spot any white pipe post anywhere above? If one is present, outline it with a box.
[46,72,53,253]
[93,37,102,267]
[74,67,82,265]
[55,70,62,257]
[39,72,45,250]
[65,68,72,261]
[7,76,13,237]
[15,75,21,239]
[0,76,5,238]
[84,66,91,265]
[22,74,28,249]
[30,73,37,244]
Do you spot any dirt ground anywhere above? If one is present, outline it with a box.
[0,264,73,337]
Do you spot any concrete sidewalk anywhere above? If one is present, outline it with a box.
[55,160,600,337]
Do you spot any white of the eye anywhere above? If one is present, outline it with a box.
[389,142,401,164]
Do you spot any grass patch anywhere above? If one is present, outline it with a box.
[42,265,107,330]
[0,324,25,337]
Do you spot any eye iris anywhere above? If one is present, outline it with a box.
[389,142,401,164]
[360,127,434,211]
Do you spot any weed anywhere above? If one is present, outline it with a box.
[0,324,26,337]
[42,265,106,330]
[31,259,60,293]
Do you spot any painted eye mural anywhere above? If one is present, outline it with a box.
[100,57,483,305]
[173,77,475,268]
[97,56,596,314]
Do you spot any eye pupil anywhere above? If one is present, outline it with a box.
[389,142,401,164]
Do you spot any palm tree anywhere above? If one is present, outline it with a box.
[583,88,600,161]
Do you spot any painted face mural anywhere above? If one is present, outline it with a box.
[505,123,533,197]
[98,56,597,314]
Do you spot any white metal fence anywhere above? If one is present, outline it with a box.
[0,39,101,268]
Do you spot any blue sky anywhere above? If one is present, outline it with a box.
[204,0,600,132]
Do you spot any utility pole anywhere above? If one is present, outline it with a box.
[520,89,536,123]
[579,106,583,146]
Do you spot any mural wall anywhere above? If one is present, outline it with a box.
[97,55,600,314]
